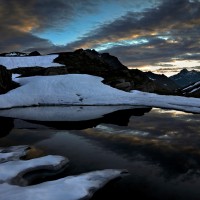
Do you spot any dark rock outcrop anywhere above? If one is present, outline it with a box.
[0,117,14,138]
[11,67,45,77]
[0,65,19,94]
[44,67,68,76]
[10,66,68,77]
[53,49,127,76]
[28,51,41,56]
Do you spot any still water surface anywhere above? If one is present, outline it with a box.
[0,107,200,200]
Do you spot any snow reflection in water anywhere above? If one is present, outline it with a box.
[0,107,200,200]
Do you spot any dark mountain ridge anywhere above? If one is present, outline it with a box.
[0,49,198,97]
[170,68,200,88]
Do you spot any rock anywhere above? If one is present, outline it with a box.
[145,71,180,91]
[0,117,14,138]
[44,67,68,75]
[115,82,131,91]
[28,51,41,56]
[53,49,127,77]
[10,67,45,77]
[0,65,18,94]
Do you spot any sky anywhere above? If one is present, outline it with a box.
[0,0,200,76]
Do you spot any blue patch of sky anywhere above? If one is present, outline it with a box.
[95,38,149,51]
[32,0,160,46]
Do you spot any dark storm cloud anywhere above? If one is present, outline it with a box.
[1,0,200,69]
[0,0,98,32]
[0,0,99,52]
[108,0,199,41]
[0,26,52,53]
[64,0,200,67]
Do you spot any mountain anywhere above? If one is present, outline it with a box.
[181,81,200,98]
[0,49,192,95]
[145,71,180,93]
[170,68,200,87]
[5,49,150,92]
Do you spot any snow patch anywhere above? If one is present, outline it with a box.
[0,55,63,69]
[0,145,28,163]
[182,81,200,91]
[0,169,125,200]
[0,74,199,113]
[0,145,126,200]
[0,74,135,108]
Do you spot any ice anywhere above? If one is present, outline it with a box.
[0,155,68,185]
[0,169,125,200]
[0,145,126,200]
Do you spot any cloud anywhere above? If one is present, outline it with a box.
[0,26,52,53]
[0,0,99,33]
[63,0,200,68]
[1,0,200,74]
[0,0,101,52]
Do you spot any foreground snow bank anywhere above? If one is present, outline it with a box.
[0,74,135,108]
[130,90,200,113]
[0,155,68,185]
[0,169,125,200]
[0,55,63,69]
[0,145,126,200]
[0,74,199,113]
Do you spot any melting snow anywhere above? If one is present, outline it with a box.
[189,86,200,93]
[0,155,68,184]
[0,74,199,113]
[0,169,125,200]
[182,81,200,91]
[0,145,126,200]
[0,55,63,69]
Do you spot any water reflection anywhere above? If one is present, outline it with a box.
[0,106,151,133]
[0,107,200,199]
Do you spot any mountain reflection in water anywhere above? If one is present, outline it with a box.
[0,107,200,200]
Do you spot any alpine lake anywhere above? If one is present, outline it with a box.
[0,106,200,200]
